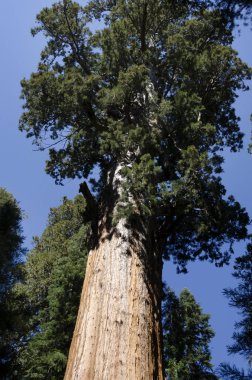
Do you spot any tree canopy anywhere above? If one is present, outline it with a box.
[20,0,251,272]
[219,0,252,19]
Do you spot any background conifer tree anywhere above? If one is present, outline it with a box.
[0,188,24,378]
[162,287,218,380]
[218,245,252,380]
[11,195,89,379]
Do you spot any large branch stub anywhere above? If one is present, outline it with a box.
[79,182,97,211]
[79,181,98,239]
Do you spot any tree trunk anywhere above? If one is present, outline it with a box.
[64,167,164,380]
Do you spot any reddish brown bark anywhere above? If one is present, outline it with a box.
[64,216,164,379]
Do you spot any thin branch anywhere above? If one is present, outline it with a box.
[32,136,69,151]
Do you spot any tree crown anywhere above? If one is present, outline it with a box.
[20,0,251,270]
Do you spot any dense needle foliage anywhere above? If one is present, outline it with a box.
[218,245,252,380]
[11,195,89,379]
[0,188,25,378]
[0,188,24,296]
[20,0,251,272]
[162,287,218,380]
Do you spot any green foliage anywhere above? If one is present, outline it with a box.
[0,188,24,293]
[218,245,252,379]
[162,287,217,380]
[12,195,90,379]
[218,1,252,23]
[0,188,24,378]
[218,363,252,380]
[20,0,251,271]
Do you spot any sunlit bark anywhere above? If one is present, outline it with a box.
[64,166,164,379]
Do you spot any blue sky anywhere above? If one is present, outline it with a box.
[0,0,251,372]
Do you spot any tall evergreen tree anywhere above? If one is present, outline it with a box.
[0,188,24,378]
[162,287,218,380]
[19,1,251,377]
[218,245,252,380]
[12,195,89,379]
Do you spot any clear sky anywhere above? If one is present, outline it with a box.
[0,0,251,373]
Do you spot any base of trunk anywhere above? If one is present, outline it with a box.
[64,219,164,380]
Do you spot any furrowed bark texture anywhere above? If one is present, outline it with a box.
[64,222,163,379]
[64,166,164,379]
[65,165,163,380]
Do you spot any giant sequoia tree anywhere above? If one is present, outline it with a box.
[20,1,251,378]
